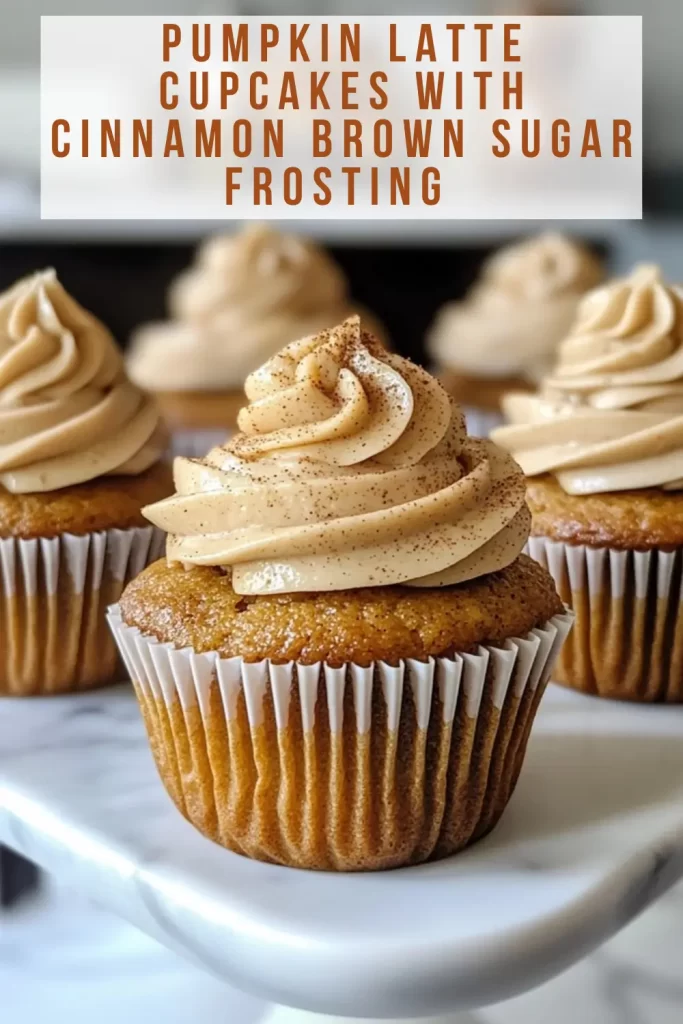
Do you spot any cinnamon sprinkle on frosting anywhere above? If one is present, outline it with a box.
[144,316,530,594]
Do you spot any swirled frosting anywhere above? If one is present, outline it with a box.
[128,225,377,393]
[428,233,603,382]
[492,264,683,495]
[0,269,164,494]
[144,316,530,595]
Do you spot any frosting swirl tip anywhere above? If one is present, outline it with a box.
[428,232,603,382]
[144,317,529,594]
[493,263,683,495]
[127,226,384,394]
[0,269,163,493]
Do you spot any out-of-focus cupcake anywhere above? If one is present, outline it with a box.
[493,264,683,702]
[427,233,603,437]
[0,269,171,696]
[110,316,571,872]
[128,225,388,457]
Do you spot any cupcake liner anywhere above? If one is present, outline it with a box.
[527,536,683,702]
[108,605,573,871]
[0,526,164,697]
[169,429,232,459]
[462,406,505,438]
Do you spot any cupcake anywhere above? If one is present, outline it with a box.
[128,224,387,457]
[427,233,603,437]
[109,316,571,871]
[0,269,171,696]
[493,264,683,702]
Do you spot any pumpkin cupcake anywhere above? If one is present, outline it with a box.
[0,269,171,696]
[128,224,388,457]
[493,264,683,702]
[109,316,571,871]
[428,233,603,436]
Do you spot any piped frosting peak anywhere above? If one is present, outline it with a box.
[493,264,683,494]
[144,317,529,594]
[0,270,163,494]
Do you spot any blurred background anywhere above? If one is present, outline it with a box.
[0,1,680,364]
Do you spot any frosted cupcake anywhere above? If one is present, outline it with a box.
[428,233,603,436]
[0,270,170,696]
[128,225,387,456]
[110,316,571,871]
[493,264,683,702]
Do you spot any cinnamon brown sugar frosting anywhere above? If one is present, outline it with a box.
[144,317,530,594]
[0,269,164,494]
[428,233,603,383]
[128,225,380,394]
[493,264,683,495]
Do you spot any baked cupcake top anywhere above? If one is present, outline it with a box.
[0,269,164,494]
[492,264,683,495]
[143,316,530,595]
[127,225,367,394]
[428,233,603,383]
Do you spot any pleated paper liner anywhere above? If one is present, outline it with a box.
[461,406,505,439]
[108,606,573,871]
[0,526,164,697]
[528,536,683,702]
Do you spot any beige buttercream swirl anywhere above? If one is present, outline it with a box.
[428,233,603,382]
[0,269,164,494]
[144,316,529,595]
[492,264,683,494]
[128,225,381,394]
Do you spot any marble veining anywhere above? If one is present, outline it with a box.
[2,684,683,1018]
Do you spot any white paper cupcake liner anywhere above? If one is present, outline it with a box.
[109,606,572,732]
[108,605,573,870]
[0,526,165,696]
[462,406,505,438]
[169,429,232,459]
[527,536,683,701]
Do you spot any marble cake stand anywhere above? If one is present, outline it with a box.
[1,684,683,1023]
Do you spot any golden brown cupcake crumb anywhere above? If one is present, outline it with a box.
[527,474,683,550]
[120,554,563,666]
[0,460,173,540]
[155,390,245,430]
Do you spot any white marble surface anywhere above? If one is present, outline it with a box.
[5,874,683,1023]
[2,684,683,1019]
[2,880,263,1024]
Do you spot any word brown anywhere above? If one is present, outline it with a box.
[50,117,631,161]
